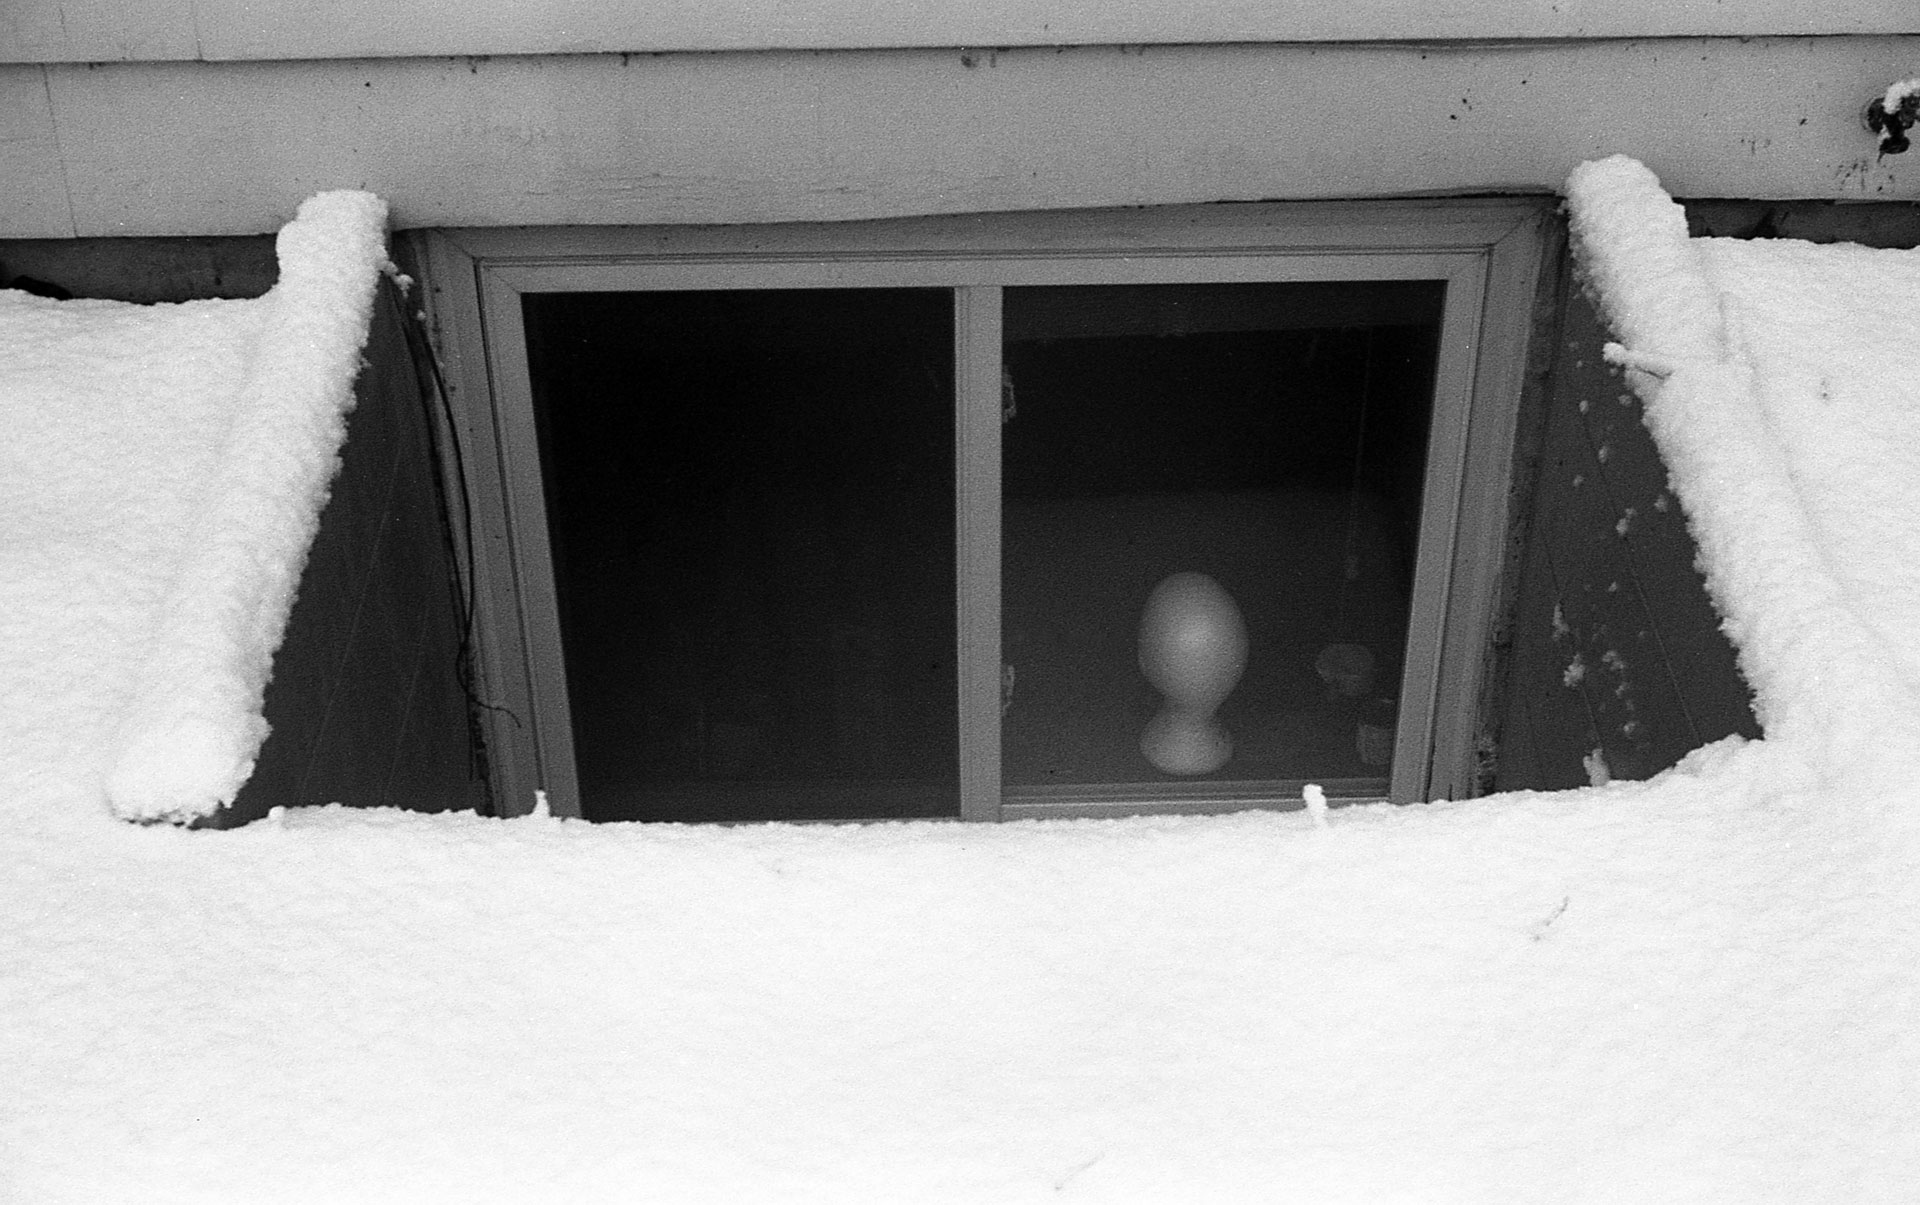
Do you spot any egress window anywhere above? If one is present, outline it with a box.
[424,203,1544,821]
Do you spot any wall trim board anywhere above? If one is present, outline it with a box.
[4,38,1915,239]
[5,0,1918,64]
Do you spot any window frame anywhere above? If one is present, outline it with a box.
[419,200,1548,821]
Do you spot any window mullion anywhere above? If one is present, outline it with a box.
[954,285,1004,821]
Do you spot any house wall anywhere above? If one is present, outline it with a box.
[4,36,1917,239]
[2,0,1912,60]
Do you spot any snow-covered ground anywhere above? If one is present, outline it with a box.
[1,159,1916,1202]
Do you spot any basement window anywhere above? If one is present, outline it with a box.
[422,202,1545,821]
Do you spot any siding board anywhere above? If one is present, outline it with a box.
[0,68,71,238]
[8,37,1916,239]
[5,0,1917,63]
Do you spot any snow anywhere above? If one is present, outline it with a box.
[2,162,1918,1201]
[0,190,388,825]
[1568,155,1920,792]
[104,193,389,823]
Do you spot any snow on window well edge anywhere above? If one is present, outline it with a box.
[103,191,391,824]
[1564,155,1920,793]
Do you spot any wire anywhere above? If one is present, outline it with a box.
[381,270,516,812]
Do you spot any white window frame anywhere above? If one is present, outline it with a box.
[419,200,1547,820]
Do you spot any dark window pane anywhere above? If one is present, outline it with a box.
[524,289,958,821]
[1000,281,1442,794]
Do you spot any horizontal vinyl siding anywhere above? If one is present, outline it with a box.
[4,37,1918,238]
[4,0,1917,63]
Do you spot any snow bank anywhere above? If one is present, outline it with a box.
[0,192,389,823]
[5,757,1917,1203]
[1567,156,1920,791]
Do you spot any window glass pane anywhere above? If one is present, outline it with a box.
[1000,281,1442,796]
[524,289,958,822]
